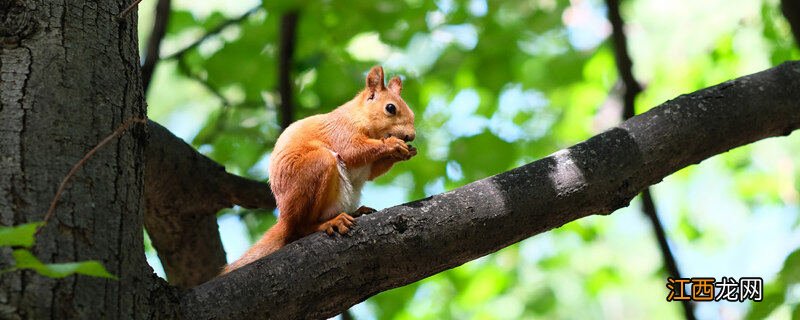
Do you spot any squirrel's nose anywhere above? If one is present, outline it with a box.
[403,133,415,142]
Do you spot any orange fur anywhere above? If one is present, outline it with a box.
[222,66,416,273]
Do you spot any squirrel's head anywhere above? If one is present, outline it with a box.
[355,66,416,142]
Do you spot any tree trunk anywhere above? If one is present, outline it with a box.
[0,1,175,319]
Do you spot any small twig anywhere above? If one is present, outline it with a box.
[605,0,642,119]
[116,0,144,20]
[142,0,172,92]
[37,117,147,236]
[164,5,261,60]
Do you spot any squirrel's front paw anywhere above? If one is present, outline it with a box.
[319,213,356,236]
[384,136,415,160]
[407,144,418,158]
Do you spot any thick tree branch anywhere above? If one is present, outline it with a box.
[604,0,695,318]
[180,62,800,319]
[782,0,800,47]
[277,11,299,131]
[139,1,271,287]
[143,6,284,287]
[141,0,171,91]
[145,120,275,287]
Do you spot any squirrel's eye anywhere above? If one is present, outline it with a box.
[385,103,397,115]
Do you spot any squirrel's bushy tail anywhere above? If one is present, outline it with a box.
[221,221,290,274]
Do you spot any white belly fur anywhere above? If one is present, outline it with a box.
[327,149,370,218]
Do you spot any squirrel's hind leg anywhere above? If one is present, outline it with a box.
[288,148,357,237]
[308,157,356,236]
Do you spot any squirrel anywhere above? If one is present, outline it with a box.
[222,66,417,273]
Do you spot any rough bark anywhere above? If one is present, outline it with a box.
[181,61,800,319]
[0,1,177,319]
[144,120,275,287]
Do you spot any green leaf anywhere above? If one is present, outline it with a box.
[677,213,701,242]
[0,222,43,248]
[12,249,117,279]
[586,266,622,296]
[167,10,199,35]
[449,131,516,182]
[520,51,589,90]
[745,282,785,320]
[369,281,421,319]
[202,15,277,102]
[457,265,509,306]
[527,287,557,314]
[745,247,800,319]
[538,252,569,270]
[560,220,601,242]
[780,248,800,284]
[201,11,228,31]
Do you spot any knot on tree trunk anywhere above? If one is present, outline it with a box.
[0,0,37,47]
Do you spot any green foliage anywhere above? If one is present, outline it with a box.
[761,2,800,65]
[0,222,116,280]
[10,250,117,279]
[449,131,515,182]
[167,10,198,34]
[747,248,800,319]
[0,222,42,247]
[240,209,278,241]
[141,0,800,318]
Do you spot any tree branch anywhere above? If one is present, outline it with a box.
[604,0,695,318]
[163,5,261,61]
[139,2,271,287]
[641,188,684,287]
[180,62,800,319]
[277,11,299,131]
[605,0,641,119]
[116,0,143,20]
[144,120,275,287]
[141,0,171,92]
[144,7,283,287]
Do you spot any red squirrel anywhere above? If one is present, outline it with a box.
[223,66,416,273]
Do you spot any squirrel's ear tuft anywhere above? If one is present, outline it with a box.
[366,66,385,91]
[388,76,402,95]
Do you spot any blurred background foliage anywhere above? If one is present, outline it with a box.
[137,0,800,318]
